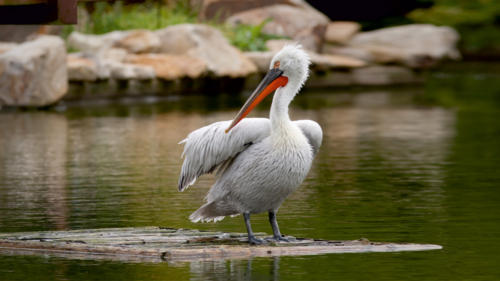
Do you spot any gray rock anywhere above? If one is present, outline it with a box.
[155,24,256,77]
[0,36,67,107]
[227,4,328,37]
[244,48,365,73]
[199,0,291,20]
[244,51,274,72]
[226,4,329,51]
[106,61,155,80]
[294,24,326,52]
[67,31,126,53]
[308,52,366,69]
[125,54,206,79]
[324,21,360,44]
[0,42,18,54]
[349,24,460,68]
[113,30,161,53]
[67,53,99,82]
[323,44,374,62]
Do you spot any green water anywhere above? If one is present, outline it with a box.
[0,62,499,280]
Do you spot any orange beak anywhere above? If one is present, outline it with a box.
[225,68,288,133]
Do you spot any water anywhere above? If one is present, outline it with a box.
[0,62,499,280]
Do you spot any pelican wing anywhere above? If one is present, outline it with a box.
[294,120,323,156]
[178,118,271,191]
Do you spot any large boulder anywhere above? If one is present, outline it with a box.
[262,39,365,70]
[113,30,161,53]
[67,31,126,53]
[226,4,329,52]
[348,24,460,68]
[125,54,206,80]
[155,24,256,77]
[243,51,274,72]
[67,54,99,81]
[198,0,291,20]
[0,42,18,54]
[324,21,361,45]
[106,61,155,80]
[68,30,161,54]
[0,35,67,107]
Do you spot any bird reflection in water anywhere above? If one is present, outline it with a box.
[189,257,281,281]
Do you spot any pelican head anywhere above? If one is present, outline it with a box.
[226,44,310,133]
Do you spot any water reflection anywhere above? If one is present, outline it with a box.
[189,257,280,281]
[1,63,500,281]
[0,91,457,237]
[0,113,69,230]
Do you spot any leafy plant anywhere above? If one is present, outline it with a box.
[221,19,286,52]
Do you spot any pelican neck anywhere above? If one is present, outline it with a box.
[270,83,295,135]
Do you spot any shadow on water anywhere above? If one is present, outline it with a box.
[0,62,499,280]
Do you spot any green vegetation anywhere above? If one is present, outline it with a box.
[408,0,500,53]
[219,19,284,52]
[62,1,281,52]
[86,1,196,34]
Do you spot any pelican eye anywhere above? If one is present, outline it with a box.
[274,61,280,69]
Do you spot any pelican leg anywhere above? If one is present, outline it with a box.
[268,211,289,242]
[243,212,263,245]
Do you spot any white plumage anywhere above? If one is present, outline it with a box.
[178,44,323,244]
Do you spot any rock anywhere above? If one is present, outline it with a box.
[349,24,460,68]
[226,4,329,51]
[199,0,290,20]
[294,24,326,52]
[325,21,360,44]
[244,48,365,73]
[67,54,98,81]
[95,48,129,80]
[308,52,366,69]
[265,39,292,52]
[106,61,155,80]
[0,36,67,107]
[323,44,374,62]
[113,30,161,53]
[0,42,18,54]
[352,66,420,85]
[67,31,126,53]
[155,24,256,77]
[98,48,128,63]
[125,54,206,79]
[199,0,320,21]
[243,51,274,72]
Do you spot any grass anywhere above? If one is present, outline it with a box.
[62,1,283,52]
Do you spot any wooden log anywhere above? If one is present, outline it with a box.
[0,227,442,262]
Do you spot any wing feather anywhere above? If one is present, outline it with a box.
[178,118,271,191]
[294,120,323,156]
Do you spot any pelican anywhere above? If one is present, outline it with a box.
[178,44,322,244]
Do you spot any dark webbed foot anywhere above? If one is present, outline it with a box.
[273,235,289,242]
[266,235,289,243]
[248,235,264,245]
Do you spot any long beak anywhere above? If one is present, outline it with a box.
[225,68,288,133]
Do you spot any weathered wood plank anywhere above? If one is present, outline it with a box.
[0,0,47,5]
[57,0,77,23]
[0,227,442,262]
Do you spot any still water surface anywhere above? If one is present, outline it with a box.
[0,63,499,280]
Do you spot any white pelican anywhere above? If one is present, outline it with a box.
[178,44,322,244]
